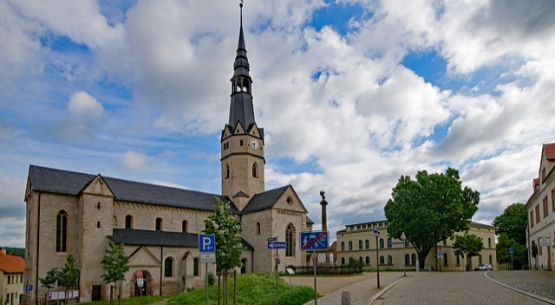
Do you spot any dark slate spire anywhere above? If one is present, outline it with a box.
[228,2,256,130]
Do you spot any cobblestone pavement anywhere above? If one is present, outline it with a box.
[371,272,552,305]
[297,272,404,305]
[486,270,555,302]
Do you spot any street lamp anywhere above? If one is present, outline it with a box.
[400,232,406,277]
[374,227,380,288]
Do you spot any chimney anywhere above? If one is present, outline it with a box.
[319,190,328,232]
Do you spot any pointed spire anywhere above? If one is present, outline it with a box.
[228,1,255,130]
[234,2,249,77]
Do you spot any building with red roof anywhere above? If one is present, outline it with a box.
[0,248,25,305]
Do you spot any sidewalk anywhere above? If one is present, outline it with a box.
[284,272,405,305]
[485,270,555,303]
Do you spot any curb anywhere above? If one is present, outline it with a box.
[483,271,555,305]
[366,276,407,305]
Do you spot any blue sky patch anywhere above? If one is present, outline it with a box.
[309,1,367,36]
[40,32,91,54]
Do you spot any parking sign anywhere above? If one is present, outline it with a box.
[199,234,216,253]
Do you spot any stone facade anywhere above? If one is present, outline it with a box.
[526,143,555,271]
[23,8,312,305]
[336,220,496,271]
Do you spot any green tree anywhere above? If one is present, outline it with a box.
[384,168,479,269]
[496,233,527,269]
[453,234,484,270]
[204,198,244,305]
[101,240,130,305]
[39,267,59,299]
[492,203,527,244]
[57,255,80,303]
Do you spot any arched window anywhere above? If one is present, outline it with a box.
[379,238,384,249]
[488,238,491,248]
[348,241,353,250]
[156,218,162,231]
[456,254,460,266]
[479,254,482,264]
[193,258,199,276]
[341,242,345,251]
[359,257,363,265]
[241,259,247,274]
[387,237,392,248]
[387,255,393,265]
[56,210,68,252]
[489,254,492,264]
[226,164,230,179]
[358,240,363,250]
[405,254,410,266]
[125,215,133,229]
[182,220,188,232]
[365,240,370,250]
[379,256,384,265]
[443,253,448,265]
[252,163,258,178]
[164,257,173,277]
[411,254,417,265]
[286,224,296,257]
[256,222,261,235]
[341,258,345,265]
[365,256,370,265]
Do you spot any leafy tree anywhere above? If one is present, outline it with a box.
[496,234,527,269]
[39,268,59,298]
[384,168,479,269]
[453,234,483,270]
[57,255,80,303]
[101,240,130,305]
[204,198,244,305]
[492,203,527,244]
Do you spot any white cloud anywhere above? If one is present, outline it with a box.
[68,91,104,118]
[119,151,151,171]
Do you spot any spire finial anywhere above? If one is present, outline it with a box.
[240,1,244,26]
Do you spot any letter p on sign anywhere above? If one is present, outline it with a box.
[199,234,215,253]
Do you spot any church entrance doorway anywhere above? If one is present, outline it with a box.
[134,270,150,297]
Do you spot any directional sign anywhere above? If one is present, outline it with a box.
[300,231,329,251]
[267,237,277,242]
[267,241,287,249]
[25,285,33,292]
[199,234,216,253]
[508,247,515,254]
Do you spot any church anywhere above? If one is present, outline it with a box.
[23,6,313,303]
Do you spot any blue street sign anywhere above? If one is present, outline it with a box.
[300,231,329,251]
[199,234,216,253]
[25,285,33,292]
[509,247,514,254]
[267,242,287,249]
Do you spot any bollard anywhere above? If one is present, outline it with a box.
[341,291,351,305]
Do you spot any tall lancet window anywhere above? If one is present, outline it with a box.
[286,224,296,257]
[56,210,68,252]
[252,163,258,178]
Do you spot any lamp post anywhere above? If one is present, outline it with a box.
[400,232,406,277]
[374,227,380,288]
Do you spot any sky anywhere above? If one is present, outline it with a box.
[1,0,555,247]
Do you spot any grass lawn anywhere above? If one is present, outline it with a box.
[79,295,164,305]
[167,273,316,305]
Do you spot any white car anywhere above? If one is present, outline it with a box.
[475,264,493,271]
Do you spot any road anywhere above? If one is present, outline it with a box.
[372,272,551,305]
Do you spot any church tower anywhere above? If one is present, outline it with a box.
[221,3,265,211]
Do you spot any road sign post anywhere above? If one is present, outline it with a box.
[267,239,286,305]
[300,231,328,305]
[199,234,215,305]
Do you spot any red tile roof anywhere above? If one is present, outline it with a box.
[0,251,25,273]
[545,143,555,161]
